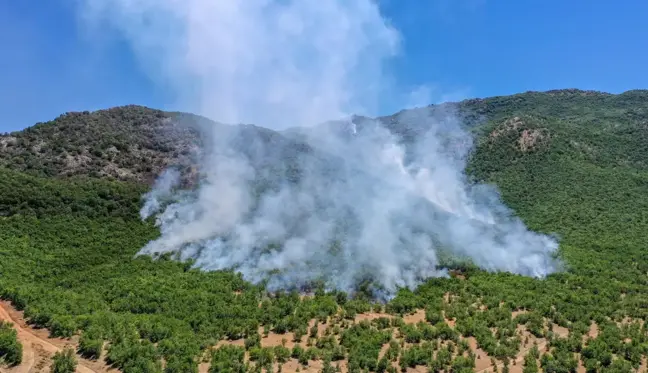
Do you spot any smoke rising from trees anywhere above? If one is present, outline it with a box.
[78,0,560,297]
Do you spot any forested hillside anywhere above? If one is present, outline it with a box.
[1,89,648,372]
[0,106,206,184]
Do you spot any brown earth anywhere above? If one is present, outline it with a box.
[490,117,525,140]
[0,302,116,373]
[211,311,560,373]
[403,309,426,324]
[488,116,551,153]
[0,298,606,373]
[518,128,550,152]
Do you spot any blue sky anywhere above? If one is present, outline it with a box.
[1,1,647,132]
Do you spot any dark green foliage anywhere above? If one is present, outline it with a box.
[275,346,291,363]
[163,356,198,373]
[49,314,77,338]
[50,347,77,373]
[450,354,476,373]
[78,330,103,359]
[210,345,247,373]
[0,167,146,219]
[425,308,443,325]
[320,357,336,373]
[373,317,391,330]
[540,351,578,373]
[0,90,647,370]
[384,340,400,361]
[244,332,261,350]
[433,345,453,371]
[291,344,304,359]
[157,334,201,372]
[107,338,161,372]
[340,321,391,371]
[401,323,423,343]
[523,351,539,373]
[600,358,634,373]
[343,299,372,319]
[516,312,545,338]
[400,344,431,368]
[0,322,22,366]
[385,289,421,314]
[376,356,389,373]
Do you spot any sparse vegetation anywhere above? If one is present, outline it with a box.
[0,106,205,184]
[0,89,648,371]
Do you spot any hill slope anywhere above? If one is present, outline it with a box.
[3,89,648,183]
[0,106,205,183]
[0,89,647,372]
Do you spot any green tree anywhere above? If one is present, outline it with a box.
[78,330,102,359]
[523,351,539,373]
[50,347,77,373]
[0,322,22,366]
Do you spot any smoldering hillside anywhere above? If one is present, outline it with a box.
[139,104,561,299]
[77,0,560,299]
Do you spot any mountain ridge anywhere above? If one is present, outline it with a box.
[0,88,648,371]
[2,88,647,186]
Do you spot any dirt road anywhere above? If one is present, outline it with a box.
[0,301,100,373]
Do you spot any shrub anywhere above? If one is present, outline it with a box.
[0,322,22,366]
[51,347,77,373]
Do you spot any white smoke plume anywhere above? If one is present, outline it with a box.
[77,0,560,297]
[139,168,181,220]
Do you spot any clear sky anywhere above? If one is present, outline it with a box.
[1,1,647,132]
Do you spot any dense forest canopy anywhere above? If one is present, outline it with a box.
[0,89,647,372]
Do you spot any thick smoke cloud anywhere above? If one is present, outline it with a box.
[77,0,560,297]
[78,0,398,128]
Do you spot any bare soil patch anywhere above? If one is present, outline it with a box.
[552,324,569,338]
[354,312,392,323]
[0,299,590,373]
[0,301,115,373]
[403,309,426,324]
